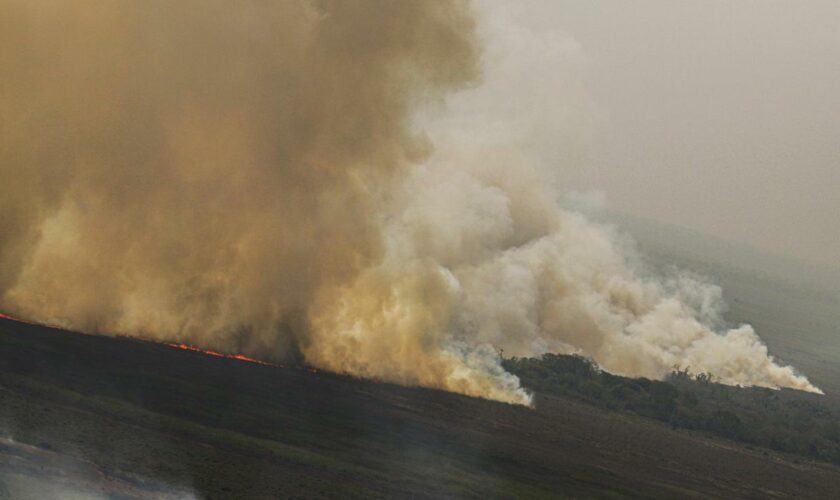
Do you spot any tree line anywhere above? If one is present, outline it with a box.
[504,353,840,464]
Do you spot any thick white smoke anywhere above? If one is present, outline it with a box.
[307,153,821,405]
[305,1,821,403]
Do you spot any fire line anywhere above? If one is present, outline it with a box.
[1,311,277,368]
[165,343,276,367]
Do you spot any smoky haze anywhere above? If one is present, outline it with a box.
[0,0,821,404]
[510,0,840,269]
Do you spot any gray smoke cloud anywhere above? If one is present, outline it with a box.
[0,0,819,405]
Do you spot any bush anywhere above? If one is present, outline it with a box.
[505,353,840,465]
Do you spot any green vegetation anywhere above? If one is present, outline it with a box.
[505,354,840,464]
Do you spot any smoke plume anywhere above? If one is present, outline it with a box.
[0,1,819,405]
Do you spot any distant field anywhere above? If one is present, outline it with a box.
[620,215,840,399]
[718,269,840,397]
[2,317,840,499]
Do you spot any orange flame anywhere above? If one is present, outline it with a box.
[0,312,39,325]
[1,310,279,368]
[165,342,277,367]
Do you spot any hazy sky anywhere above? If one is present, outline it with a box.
[473,1,840,268]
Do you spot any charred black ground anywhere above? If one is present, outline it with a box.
[1,316,839,499]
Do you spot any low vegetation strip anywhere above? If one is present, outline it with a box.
[504,354,840,464]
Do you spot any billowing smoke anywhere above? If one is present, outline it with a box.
[0,1,819,406]
[0,0,479,355]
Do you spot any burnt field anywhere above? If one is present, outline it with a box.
[1,316,839,499]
